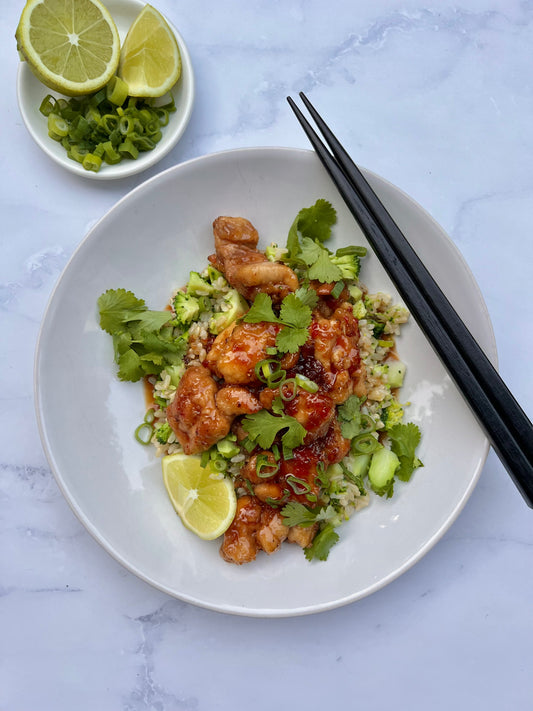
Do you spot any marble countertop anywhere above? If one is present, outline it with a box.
[2,0,532,708]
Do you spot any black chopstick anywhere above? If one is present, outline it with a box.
[288,93,533,507]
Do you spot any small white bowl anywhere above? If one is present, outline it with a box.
[16,0,195,180]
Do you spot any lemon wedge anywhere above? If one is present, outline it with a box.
[162,454,237,540]
[16,0,120,97]
[118,4,181,97]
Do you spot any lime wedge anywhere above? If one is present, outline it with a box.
[118,4,181,97]
[162,453,237,540]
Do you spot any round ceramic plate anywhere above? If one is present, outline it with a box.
[17,0,195,180]
[34,147,496,616]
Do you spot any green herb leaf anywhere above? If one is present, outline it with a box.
[304,523,340,561]
[98,288,146,334]
[276,326,309,354]
[308,248,343,283]
[241,409,307,453]
[337,394,364,439]
[296,199,337,243]
[279,293,312,329]
[281,502,318,527]
[242,292,279,324]
[388,423,423,481]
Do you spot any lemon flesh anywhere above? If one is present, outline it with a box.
[118,4,181,97]
[162,454,237,540]
[16,0,120,97]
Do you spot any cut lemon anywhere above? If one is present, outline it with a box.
[15,0,120,97]
[162,454,237,540]
[118,4,181,97]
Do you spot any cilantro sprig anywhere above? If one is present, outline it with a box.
[241,409,307,457]
[243,291,312,354]
[284,199,366,284]
[97,288,187,382]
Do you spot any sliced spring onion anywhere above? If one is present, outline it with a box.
[280,378,298,402]
[359,413,376,434]
[286,475,311,495]
[38,81,176,172]
[352,432,381,454]
[144,408,155,424]
[106,75,129,106]
[134,422,154,445]
[295,374,319,393]
[256,454,280,478]
[330,281,345,299]
[335,245,367,257]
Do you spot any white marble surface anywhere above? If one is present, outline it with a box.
[2,0,533,708]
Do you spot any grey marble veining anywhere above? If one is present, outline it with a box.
[2,0,533,708]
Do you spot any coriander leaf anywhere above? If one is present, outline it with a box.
[276,326,309,353]
[337,395,364,438]
[279,293,312,329]
[112,331,132,358]
[123,309,174,332]
[295,285,319,309]
[297,199,337,243]
[271,395,285,415]
[308,248,343,283]
[98,288,146,334]
[304,523,340,561]
[281,502,318,527]
[286,215,301,260]
[299,236,322,266]
[116,348,144,382]
[242,292,279,324]
[388,423,423,482]
[241,410,306,452]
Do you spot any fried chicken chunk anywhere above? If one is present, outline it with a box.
[211,216,298,302]
[205,320,280,385]
[167,365,261,454]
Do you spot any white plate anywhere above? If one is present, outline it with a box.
[16,0,195,180]
[34,147,496,616]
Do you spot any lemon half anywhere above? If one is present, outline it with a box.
[162,454,237,540]
[16,0,120,97]
[118,4,181,97]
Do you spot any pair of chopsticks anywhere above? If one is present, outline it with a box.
[288,92,533,508]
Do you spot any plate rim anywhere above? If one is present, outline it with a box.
[33,145,496,616]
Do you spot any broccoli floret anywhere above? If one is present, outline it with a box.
[382,400,404,430]
[330,253,361,280]
[187,271,217,296]
[206,265,227,285]
[164,364,185,388]
[173,291,200,326]
[209,289,248,334]
[154,422,172,444]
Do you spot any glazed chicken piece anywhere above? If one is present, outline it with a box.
[220,496,289,564]
[205,320,280,385]
[211,216,298,302]
[220,496,262,564]
[167,365,261,454]
[310,303,367,403]
[288,524,319,548]
[256,508,289,555]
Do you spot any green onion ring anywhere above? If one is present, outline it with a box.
[280,378,298,402]
[352,433,381,454]
[134,422,154,445]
